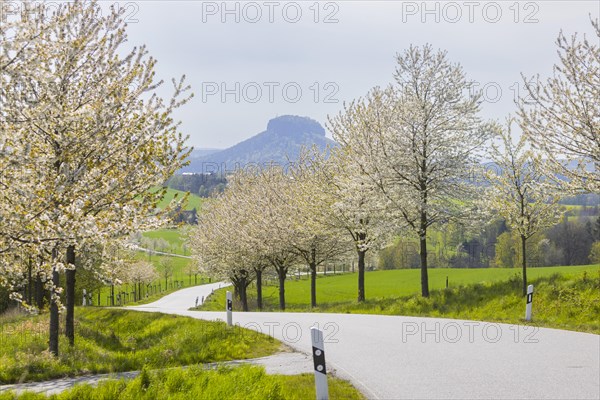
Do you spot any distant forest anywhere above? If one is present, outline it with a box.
[166,173,227,198]
[167,173,599,205]
[379,212,600,270]
[559,193,600,206]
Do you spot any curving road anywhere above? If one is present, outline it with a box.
[128,283,600,400]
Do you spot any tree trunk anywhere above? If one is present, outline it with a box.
[255,268,263,310]
[277,268,286,310]
[357,249,366,302]
[521,234,527,296]
[419,158,430,297]
[310,244,317,307]
[49,267,60,356]
[310,262,317,308]
[65,246,76,346]
[110,284,114,306]
[240,282,249,312]
[35,273,44,309]
[420,234,430,297]
[27,257,33,305]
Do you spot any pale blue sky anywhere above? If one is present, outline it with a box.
[121,1,599,149]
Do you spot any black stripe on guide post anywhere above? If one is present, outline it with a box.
[227,299,232,311]
[313,346,327,375]
[527,293,533,304]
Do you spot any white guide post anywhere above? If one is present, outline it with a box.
[525,284,534,321]
[82,289,87,306]
[226,290,233,326]
[311,327,329,400]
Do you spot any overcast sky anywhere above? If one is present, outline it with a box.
[120,1,599,150]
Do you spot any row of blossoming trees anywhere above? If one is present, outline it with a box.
[191,20,598,310]
[0,1,191,356]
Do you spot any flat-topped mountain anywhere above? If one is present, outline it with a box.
[180,115,335,173]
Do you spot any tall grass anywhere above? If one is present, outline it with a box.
[0,309,280,384]
[0,365,365,400]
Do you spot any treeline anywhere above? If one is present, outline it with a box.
[167,176,600,204]
[166,173,227,198]
[559,193,600,207]
[379,215,600,270]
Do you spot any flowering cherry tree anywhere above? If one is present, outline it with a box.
[1,1,191,355]
[484,120,562,295]
[286,149,350,307]
[519,18,599,193]
[320,147,391,302]
[329,45,496,297]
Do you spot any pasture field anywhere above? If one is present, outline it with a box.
[154,188,203,211]
[141,228,190,255]
[200,265,600,333]
[254,265,599,305]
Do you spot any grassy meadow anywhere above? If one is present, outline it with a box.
[0,308,280,384]
[141,228,190,255]
[199,265,600,333]
[154,188,204,211]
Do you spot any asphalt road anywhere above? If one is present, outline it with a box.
[128,283,600,400]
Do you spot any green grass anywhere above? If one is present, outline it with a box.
[141,227,193,256]
[199,265,600,333]
[0,308,281,384]
[142,228,184,246]
[201,265,599,309]
[135,252,194,282]
[154,188,203,211]
[141,229,187,254]
[0,365,364,400]
[135,252,203,298]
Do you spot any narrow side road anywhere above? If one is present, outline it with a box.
[129,282,229,310]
